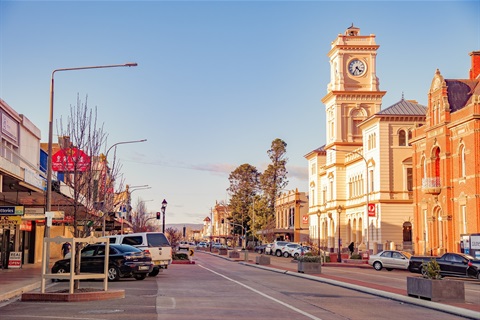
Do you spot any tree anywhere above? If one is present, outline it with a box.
[227,163,260,237]
[130,199,157,233]
[56,95,122,290]
[260,138,288,216]
[165,227,182,250]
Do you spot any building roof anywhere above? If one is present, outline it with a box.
[445,79,479,112]
[377,98,426,116]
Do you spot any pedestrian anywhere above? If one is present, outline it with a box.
[61,242,71,258]
[348,242,354,256]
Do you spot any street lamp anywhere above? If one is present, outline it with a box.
[161,199,167,233]
[316,210,321,256]
[45,62,138,238]
[330,148,370,257]
[102,139,147,236]
[337,205,343,262]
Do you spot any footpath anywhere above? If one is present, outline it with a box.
[1,253,479,320]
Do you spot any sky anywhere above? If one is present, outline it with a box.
[0,1,479,225]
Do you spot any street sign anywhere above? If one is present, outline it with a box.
[367,203,376,217]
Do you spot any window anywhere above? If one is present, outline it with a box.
[406,168,413,191]
[122,236,143,246]
[399,130,406,146]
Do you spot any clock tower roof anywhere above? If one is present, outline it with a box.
[345,23,360,36]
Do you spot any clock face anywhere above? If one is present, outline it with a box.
[348,59,366,76]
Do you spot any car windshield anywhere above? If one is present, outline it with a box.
[147,233,171,247]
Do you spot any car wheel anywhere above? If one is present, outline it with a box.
[56,266,68,274]
[108,266,121,281]
[283,252,289,258]
[477,272,480,281]
[373,261,383,271]
[134,274,147,280]
[276,250,282,257]
[149,267,160,277]
[294,253,299,258]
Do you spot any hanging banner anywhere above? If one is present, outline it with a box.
[51,147,90,172]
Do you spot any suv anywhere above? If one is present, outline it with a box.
[270,241,289,257]
[106,232,172,277]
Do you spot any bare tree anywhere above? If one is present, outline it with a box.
[55,94,123,289]
[130,198,158,232]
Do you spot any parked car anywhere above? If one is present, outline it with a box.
[282,243,302,257]
[178,241,195,250]
[212,243,227,249]
[368,250,412,271]
[270,241,290,257]
[197,242,208,248]
[408,252,480,280]
[291,246,312,258]
[106,232,171,276]
[254,244,267,253]
[51,244,153,281]
[264,243,273,255]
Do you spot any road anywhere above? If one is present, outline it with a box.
[0,252,477,320]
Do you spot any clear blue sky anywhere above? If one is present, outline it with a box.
[1,1,479,224]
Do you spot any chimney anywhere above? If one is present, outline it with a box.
[469,51,480,80]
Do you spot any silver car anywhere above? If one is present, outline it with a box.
[368,250,412,271]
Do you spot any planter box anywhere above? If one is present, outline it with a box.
[255,255,270,265]
[219,248,228,255]
[228,251,240,259]
[407,276,465,302]
[298,261,321,274]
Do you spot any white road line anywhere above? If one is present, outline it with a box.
[198,264,323,320]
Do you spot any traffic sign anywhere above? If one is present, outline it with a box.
[367,203,375,217]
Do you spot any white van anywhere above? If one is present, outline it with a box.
[106,232,172,276]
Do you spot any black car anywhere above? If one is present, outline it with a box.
[51,243,153,281]
[408,252,480,280]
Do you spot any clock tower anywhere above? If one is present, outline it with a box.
[322,24,386,144]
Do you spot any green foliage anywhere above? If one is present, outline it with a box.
[350,253,362,259]
[172,252,189,260]
[260,139,288,214]
[421,259,442,280]
[297,255,322,263]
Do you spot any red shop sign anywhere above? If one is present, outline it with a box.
[52,148,90,172]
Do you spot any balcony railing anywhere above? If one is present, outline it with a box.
[422,177,441,194]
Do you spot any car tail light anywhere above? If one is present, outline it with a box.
[143,250,152,258]
[468,261,473,267]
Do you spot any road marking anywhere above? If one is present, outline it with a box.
[199,264,323,320]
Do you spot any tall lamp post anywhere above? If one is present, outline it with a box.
[331,148,370,257]
[337,205,343,262]
[45,62,138,238]
[102,139,147,236]
[316,210,321,256]
[161,199,167,233]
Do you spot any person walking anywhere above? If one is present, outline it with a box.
[61,242,71,258]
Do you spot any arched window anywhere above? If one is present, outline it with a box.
[351,109,364,137]
[399,130,406,146]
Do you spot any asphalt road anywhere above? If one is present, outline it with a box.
[0,252,476,320]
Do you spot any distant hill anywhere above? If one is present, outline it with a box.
[166,223,203,231]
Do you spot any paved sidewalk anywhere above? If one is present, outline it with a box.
[0,263,43,303]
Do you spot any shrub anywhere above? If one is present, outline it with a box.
[173,253,189,261]
[297,255,321,263]
[421,259,442,280]
[350,253,362,260]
